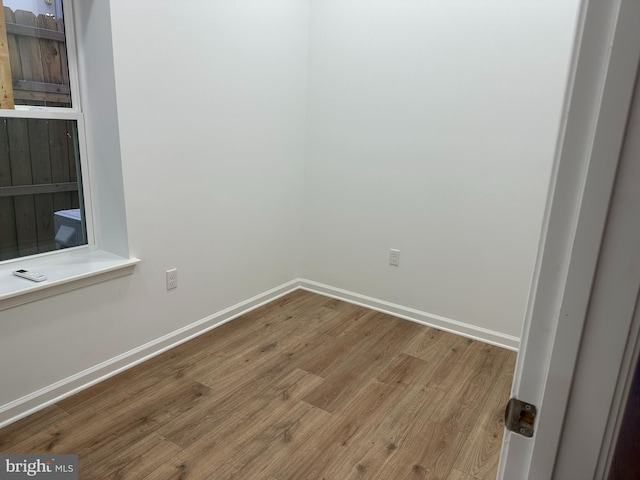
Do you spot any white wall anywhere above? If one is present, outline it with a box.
[0,0,309,408]
[301,0,580,338]
[110,0,309,315]
[0,0,581,417]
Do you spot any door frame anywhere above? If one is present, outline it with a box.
[497,0,640,478]
[551,54,640,480]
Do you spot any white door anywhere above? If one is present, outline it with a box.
[497,0,640,478]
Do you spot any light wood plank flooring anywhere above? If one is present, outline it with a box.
[0,290,516,479]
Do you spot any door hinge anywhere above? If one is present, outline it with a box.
[505,397,537,438]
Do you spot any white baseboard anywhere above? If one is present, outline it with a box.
[299,279,520,351]
[0,279,301,429]
[0,277,519,428]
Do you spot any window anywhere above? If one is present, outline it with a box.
[0,0,91,262]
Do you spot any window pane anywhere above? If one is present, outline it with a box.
[0,116,86,261]
[3,1,71,107]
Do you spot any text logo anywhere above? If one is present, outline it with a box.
[0,455,77,480]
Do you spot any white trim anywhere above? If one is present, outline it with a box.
[0,279,300,428]
[529,0,640,475]
[551,45,640,478]
[0,109,82,119]
[0,0,96,269]
[0,276,521,428]
[74,115,94,247]
[0,249,140,311]
[0,0,80,114]
[62,0,81,112]
[498,0,640,477]
[299,279,519,351]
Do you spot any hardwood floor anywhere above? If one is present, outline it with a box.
[0,290,516,479]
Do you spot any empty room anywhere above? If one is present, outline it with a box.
[2,0,639,479]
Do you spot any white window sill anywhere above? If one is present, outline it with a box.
[0,249,140,311]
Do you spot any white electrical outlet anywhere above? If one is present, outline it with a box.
[389,249,400,266]
[166,268,178,290]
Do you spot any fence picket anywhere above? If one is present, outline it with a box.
[38,13,64,107]
[7,118,38,257]
[56,16,68,87]
[49,118,72,213]
[4,8,22,82]
[29,118,56,252]
[0,119,18,260]
[13,10,43,84]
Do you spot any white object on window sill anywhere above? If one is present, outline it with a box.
[0,249,140,311]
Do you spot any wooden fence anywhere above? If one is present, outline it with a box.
[4,7,70,106]
[0,117,80,260]
[0,8,78,261]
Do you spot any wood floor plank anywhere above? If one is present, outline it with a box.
[174,296,340,391]
[55,307,284,416]
[89,432,181,480]
[452,348,515,479]
[273,380,411,480]
[0,290,516,480]
[0,405,69,451]
[145,391,332,480]
[369,420,467,480]
[302,314,422,412]
[294,310,393,378]
[319,302,385,338]
[452,404,505,480]
[446,468,476,480]
[403,325,463,361]
[56,362,204,416]
[318,384,447,480]
[7,377,211,457]
[188,330,333,410]
[74,381,208,470]
[157,368,323,449]
[376,352,432,385]
[133,289,329,384]
[431,345,512,434]
[188,327,331,391]
[427,336,483,392]
[200,401,331,480]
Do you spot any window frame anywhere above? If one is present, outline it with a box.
[0,0,96,265]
